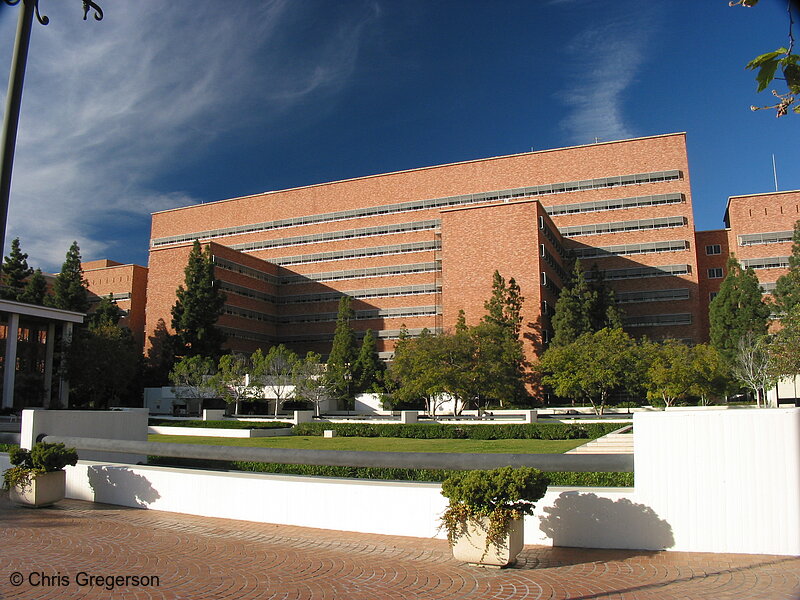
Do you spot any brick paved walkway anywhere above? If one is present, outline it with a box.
[1,495,798,600]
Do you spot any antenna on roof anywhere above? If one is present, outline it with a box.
[594,137,602,144]
[772,154,779,192]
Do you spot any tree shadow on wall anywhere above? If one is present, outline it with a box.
[87,466,161,509]
[538,491,674,554]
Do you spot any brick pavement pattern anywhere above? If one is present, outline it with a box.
[1,496,799,600]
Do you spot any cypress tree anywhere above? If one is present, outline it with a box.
[709,257,771,365]
[773,219,800,318]
[1,237,33,301]
[171,240,227,358]
[325,295,358,408]
[19,268,48,305]
[48,241,89,312]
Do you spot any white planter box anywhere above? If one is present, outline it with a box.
[450,516,524,567]
[9,470,66,507]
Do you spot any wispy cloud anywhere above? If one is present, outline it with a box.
[0,1,378,270]
[557,9,657,145]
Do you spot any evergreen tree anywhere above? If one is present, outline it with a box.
[482,271,524,336]
[325,295,358,409]
[709,257,771,365]
[353,329,385,393]
[772,219,800,317]
[171,240,227,358]
[551,260,621,347]
[1,237,33,301]
[90,294,123,327]
[19,268,48,306]
[48,241,89,312]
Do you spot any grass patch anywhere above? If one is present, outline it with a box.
[148,419,290,430]
[147,434,586,453]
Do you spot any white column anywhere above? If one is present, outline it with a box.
[57,321,73,408]
[2,312,19,409]
[43,322,55,408]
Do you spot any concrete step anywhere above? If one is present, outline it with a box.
[566,428,633,454]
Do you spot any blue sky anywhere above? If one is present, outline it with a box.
[0,0,798,272]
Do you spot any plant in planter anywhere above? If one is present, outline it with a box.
[3,442,78,507]
[440,466,549,567]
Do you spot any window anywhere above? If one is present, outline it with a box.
[710,292,718,301]
[708,268,723,279]
[705,244,721,255]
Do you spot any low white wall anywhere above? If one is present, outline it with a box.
[635,407,800,555]
[148,426,292,438]
[21,409,148,464]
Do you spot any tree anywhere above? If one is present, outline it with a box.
[538,328,640,415]
[292,352,331,416]
[19,268,48,306]
[388,329,450,416]
[689,344,730,405]
[732,0,800,117]
[325,296,358,409]
[212,353,255,415]
[709,257,771,365]
[730,331,780,407]
[171,240,227,359]
[67,323,140,409]
[143,318,178,388]
[252,345,299,417]
[352,329,385,393]
[1,237,32,301]
[772,219,800,317]
[483,271,524,336]
[551,260,622,347]
[48,241,89,312]
[90,294,124,328]
[169,355,217,401]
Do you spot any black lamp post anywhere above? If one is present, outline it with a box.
[0,0,103,255]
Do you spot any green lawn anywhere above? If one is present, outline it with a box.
[148,434,585,454]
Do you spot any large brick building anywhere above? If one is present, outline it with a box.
[139,133,799,362]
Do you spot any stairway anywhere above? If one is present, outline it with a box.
[566,425,633,454]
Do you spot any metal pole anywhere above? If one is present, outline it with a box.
[0,0,36,257]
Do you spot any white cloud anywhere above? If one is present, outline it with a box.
[0,1,378,270]
[558,10,656,145]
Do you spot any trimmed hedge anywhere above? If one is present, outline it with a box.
[292,422,622,440]
[148,419,291,430]
[146,455,632,486]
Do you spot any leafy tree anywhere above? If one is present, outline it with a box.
[732,0,800,117]
[352,329,385,393]
[730,331,780,407]
[772,219,800,317]
[212,353,255,415]
[689,344,730,405]
[67,323,140,409]
[538,328,640,415]
[19,268,48,306]
[90,294,124,328]
[48,241,89,312]
[169,355,217,401]
[1,237,32,301]
[171,240,227,359]
[252,345,299,417]
[325,295,358,409]
[551,260,621,347]
[292,352,331,417]
[709,257,771,365]
[388,329,450,416]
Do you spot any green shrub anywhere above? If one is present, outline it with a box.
[291,422,621,440]
[3,442,78,491]
[148,419,291,430]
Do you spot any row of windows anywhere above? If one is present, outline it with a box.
[615,288,690,304]
[87,292,132,302]
[543,193,684,217]
[213,257,280,284]
[281,262,441,285]
[230,220,440,253]
[739,231,794,246]
[572,239,690,260]
[560,216,686,238]
[540,246,569,284]
[218,281,276,304]
[741,256,790,270]
[623,313,692,327]
[587,264,691,281]
[281,284,440,304]
[271,240,440,267]
[279,327,442,344]
[281,305,440,325]
[538,217,568,259]
[151,170,683,248]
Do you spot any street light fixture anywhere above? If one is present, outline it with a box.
[0,0,103,255]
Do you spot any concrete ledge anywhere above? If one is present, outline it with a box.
[148,426,293,438]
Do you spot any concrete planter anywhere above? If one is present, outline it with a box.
[450,516,524,567]
[9,470,66,507]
